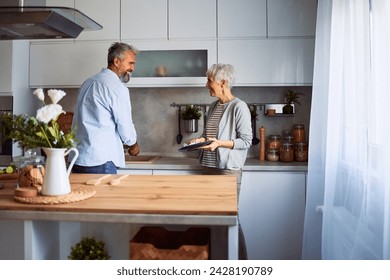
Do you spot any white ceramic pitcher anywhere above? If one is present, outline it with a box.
[41,147,79,196]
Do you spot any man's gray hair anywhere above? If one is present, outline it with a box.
[107,42,140,65]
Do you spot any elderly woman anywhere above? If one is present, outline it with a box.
[191,63,252,190]
[189,63,252,259]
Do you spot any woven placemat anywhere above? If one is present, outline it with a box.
[14,186,96,205]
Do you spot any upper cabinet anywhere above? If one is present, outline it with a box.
[123,40,216,87]
[121,0,168,40]
[75,0,120,41]
[29,40,216,88]
[30,41,111,88]
[30,0,218,87]
[217,0,317,85]
[121,0,216,40]
[218,38,315,85]
[268,0,317,37]
[169,0,216,39]
[29,0,317,87]
[217,0,316,39]
[218,0,267,38]
[46,0,120,41]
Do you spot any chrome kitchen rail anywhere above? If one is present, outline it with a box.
[170,103,209,109]
[170,103,209,121]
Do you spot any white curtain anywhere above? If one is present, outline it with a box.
[303,0,390,259]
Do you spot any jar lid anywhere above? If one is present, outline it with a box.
[293,124,305,128]
[268,135,281,140]
[294,142,308,146]
[13,150,45,167]
[283,135,294,141]
[281,142,293,146]
[266,148,279,154]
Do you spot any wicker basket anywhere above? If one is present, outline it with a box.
[130,226,210,260]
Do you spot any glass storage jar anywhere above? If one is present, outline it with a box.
[294,142,308,162]
[15,151,45,189]
[293,124,306,143]
[267,135,282,150]
[280,143,294,162]
[283,135,294,143]
[266,149,280,162]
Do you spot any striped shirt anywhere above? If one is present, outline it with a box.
[201,102,225,167]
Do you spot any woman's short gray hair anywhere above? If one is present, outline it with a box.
[107,42,140,65]
[206,63,236,88]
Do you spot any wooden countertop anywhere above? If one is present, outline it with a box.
[0,174,237,217]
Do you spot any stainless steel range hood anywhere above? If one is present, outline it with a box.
[0,0,102,40]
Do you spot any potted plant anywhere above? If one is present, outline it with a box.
[283,89,304,114]
[181,105,202,133]
[68,237,111,260]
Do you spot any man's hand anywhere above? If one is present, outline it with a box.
[127,142,140,156]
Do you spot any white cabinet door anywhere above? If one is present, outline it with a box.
[239,171,306,260]
[0,41,12,93]
[46,0,115,41]
[75,0,120,41]
[217,0,266,38]
[169,0,216,39]
[0,220,25,259]
[218,38,314,85]
[121,0,168,40]
[30,41,111,88]
[268,0,317,37]
[124,40,217,87]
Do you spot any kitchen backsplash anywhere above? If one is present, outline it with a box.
[60,86,312,159]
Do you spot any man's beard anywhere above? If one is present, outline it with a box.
[120,71,130,83]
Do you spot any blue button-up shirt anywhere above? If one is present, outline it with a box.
[71,68,137,168]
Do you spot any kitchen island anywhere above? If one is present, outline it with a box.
[0,174,238,260]
[117,156,308,260]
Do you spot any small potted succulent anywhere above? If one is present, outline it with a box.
[68,237,111,260]
[283,89,304,114]
[181,105,202,133]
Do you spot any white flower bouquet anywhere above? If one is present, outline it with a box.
[0,89,77,149]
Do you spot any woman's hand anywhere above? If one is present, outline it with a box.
[187,137,206,145]
[201,137,234,151]
[201,137,219,151]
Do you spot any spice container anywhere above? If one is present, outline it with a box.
[280,143,294,162]
[267,135,281,149]
[294,142,308,162]
[266,149,279,162]
[293,124,306,143]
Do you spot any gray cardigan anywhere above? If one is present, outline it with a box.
[200,98,252,170]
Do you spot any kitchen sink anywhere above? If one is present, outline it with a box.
[124,155,160,164]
